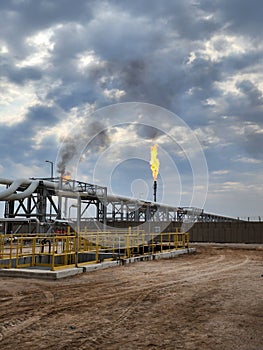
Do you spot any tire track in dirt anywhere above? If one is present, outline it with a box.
[0,316,42,342]
[0,252,251,348]
[1,255,226,347]
[74,255,251,349]
[31,255,228,318]
[34,254,226,297]
[40,254,245,313]
[22,255,242,319]
[32,254,227,310]
[0,289,57,342]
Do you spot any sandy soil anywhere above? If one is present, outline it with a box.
[0,244,262,350]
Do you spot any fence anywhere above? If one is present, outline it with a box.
[0,230,189,271]
[188,222,263,243]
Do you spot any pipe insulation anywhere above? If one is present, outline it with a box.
[0,177,57,189]
[5,181,39,200]
[0,178,53,201]
[0,177,80,201]
[0,179,28,199]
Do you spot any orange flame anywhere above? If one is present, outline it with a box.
[62,171,71,181]
[150,144,160,181]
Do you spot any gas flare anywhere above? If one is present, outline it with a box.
[150,144,160,181]
[62,171,71,181]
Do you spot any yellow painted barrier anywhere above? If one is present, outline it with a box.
[0,230,190,270]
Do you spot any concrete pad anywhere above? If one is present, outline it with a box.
[0,248,196,279]
[0,267,83,280]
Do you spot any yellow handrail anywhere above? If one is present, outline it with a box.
[0,231,190,270]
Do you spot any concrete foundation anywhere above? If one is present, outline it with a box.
[0,248,195,280]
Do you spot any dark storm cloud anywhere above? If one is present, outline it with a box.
[27,1,198,111]
[111,0,220,40]
[236,80,263,106]
[0,0,93,55]
[121,60,146,90]
[0,0,234,120]
[1,0,262,106]
[0,103,62,166]
[26,104,61,126]
[244,131,263,158]
[218,51,263,74]
[212,0,263,36]
[134,124,163,140]
[0,0,260,127]
[51,23,88,64]
[0,123,37,165]
[0,61,42,84]
[0,0,263,196]
[218,79,263,127]
[186,56,221,95]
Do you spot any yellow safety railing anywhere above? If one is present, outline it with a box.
[0,231,190,271]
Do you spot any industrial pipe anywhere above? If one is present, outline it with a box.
[0,177,58,189]
[4,181,39,200]
[0,177,179,211]
[0,217,40,233]
[0,177,69,201]
[0,179,27,199]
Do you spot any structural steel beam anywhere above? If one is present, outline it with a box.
[0,177,241,235]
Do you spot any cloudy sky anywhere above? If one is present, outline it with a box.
[0,0,263,219]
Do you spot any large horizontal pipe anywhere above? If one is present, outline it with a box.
[0,178,58,201]
[0,179,27,199]
[0,177,69,201]
[0,217,40,232]
[0,178,34,186]
[0,177,58,189]
[5,181,39,200]
[53,190,179,211]
[106,194,179,211]
[0,177,179,211]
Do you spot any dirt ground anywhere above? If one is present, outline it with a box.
[0,244,262,350]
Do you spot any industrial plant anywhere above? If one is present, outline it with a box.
[0,145,262,276]
[0,178,243,274]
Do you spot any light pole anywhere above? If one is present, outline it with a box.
[45,160,54,180]
[45,160,54,221]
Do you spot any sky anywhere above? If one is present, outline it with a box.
[0,0,263,220]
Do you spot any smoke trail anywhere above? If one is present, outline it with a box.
[57,120,111,174]
[57,136,77,174]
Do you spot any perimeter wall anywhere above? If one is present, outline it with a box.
[187,222,263,243]
[1,220,262,244]
[108,221,263,244]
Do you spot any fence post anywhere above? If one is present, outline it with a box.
[185,233,189,248]
[15,236,19,268]
[174,231,178,250]
[96,232,99,263]
[125,234,130,258]
[51,237,56,271]
[32,237,36,267]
